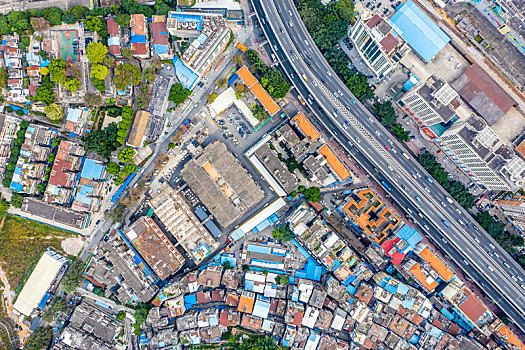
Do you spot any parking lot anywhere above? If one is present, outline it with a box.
[357,0,404,17]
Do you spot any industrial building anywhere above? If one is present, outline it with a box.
[14,249,68,316]
[126,216,186,281]
[149,186,219,263]
[389,0,450,63]
[181,141,265,228]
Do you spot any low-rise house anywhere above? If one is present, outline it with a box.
[130,14,149,58]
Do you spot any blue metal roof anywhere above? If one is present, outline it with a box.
[81,158,105,180]
[389,0,450,62]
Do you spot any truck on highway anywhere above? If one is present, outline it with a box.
[302,74,308,82]
[425,176,433,184]
[446,197,453,204]
[402,152,410,160]
[442,220,450,227]
[381,181,392,191]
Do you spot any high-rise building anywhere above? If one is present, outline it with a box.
[400,75,458,127]
[348,15,398,78]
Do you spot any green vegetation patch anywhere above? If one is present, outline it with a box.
[0,215,75,294]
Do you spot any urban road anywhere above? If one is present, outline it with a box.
[250,0,525,331]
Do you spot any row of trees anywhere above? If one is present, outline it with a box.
[295,0,373,101]
[245,49,289,99]
[373,101,410,141]
[475,211,524,256]
[417,152,476,208]
[117,106,134,145]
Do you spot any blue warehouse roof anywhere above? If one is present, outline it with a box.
[390,0,450,62]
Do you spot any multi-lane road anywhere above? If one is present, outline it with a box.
[250,0,525,330]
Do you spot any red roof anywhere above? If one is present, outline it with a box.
[292,312,304,326]
[379,33,398,53]
[196,291,211,304]
[109,44,121,56]
[152,21,169,46]
[107,17,120,36]
[367,14,382,29]
[131,42,147,56]
[380,237,406,266]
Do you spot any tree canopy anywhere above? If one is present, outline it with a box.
[114,63,142,91]
[118,147,135,163]
[305,186,321,202]
[90,64,109,80]
[86,42,108,64]
[44,103,63,121]
[272,224,294,241]
[245,49,289,99]
[60,259,85,294]
[83,123,119,159]
[168,83,192,106]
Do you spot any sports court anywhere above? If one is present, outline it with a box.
[57,30,79,62]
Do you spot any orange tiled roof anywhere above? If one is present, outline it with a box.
[343,189,399,244]
[293,112,320,141]
[498,325,525,350]
[237,66,257,88]
[250,82,280,116]
[409,263,438,291]
[419,247,454,282]
[237,295,255,314]
[318,145,350,180]
[236,66,280,116]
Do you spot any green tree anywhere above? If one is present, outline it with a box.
[118,147,135,163]
[24,326,52,350]
[82,123,119,159]
[276,274,289,285]
[41,296,67,322]
[90,64,109,80]
[106,162,121,175]
[418,151,436,171]
[86,42,108,64]
[115,13,130,28]
[305,186,321,202]
[59,259,85,293]
[335,0,355,23]
[272,224,294,241]
[44,103,63,121]
[41,7,64,26]
[168,83,192,106]
[133,303,151,335]
[222,261,232,270]
[251,103,267,122]
[155,0,170,16]
[121,46,133,60]
[117,310,126,321]
[114,63,142,91]
[0,198,9,213]
[10,193,24,208]
[239,335,280,350]
[286,157,299,172]
[392,123,409,142]
[373,101,397,127]
[135,84,151,110]
[65,78,80,93]
[84,16,103,34]
[144,67,155,82]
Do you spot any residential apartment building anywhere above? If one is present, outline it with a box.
[400,75,458,127]
[496,195,525,229]
[44,140,84,205]
[348,15,399,78]
[167,11,230,77]
[131,14,149,58]
[439,115,524,190]
[10,124,58,194]
[0,114,21,177]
